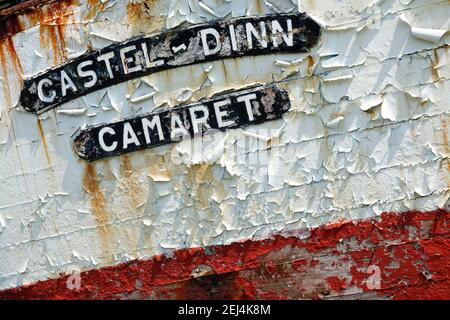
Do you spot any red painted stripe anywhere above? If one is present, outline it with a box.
[0,210,449,300]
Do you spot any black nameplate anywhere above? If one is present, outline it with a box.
[21,13,321,114]
[74,84,291,161]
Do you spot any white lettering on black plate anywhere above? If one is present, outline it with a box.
[74,84,291,161]
[21,13,321,114]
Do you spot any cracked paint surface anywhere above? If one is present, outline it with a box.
[0,0,449,299]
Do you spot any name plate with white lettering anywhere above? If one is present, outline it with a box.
[21,13,321,114]
[74,85,291,161]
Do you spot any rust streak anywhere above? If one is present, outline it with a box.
[120,155,144,210]
[441,118,450,170]
[83,163,109,224]
[83,163,113,263]
[55,2,67,53]
[0,42,11,106]
[0,36,23,106]
[147,155,172,182]
[307,55,315,76]
[37,0,78,65]
[184,164,216,246]
[0,15,24,39]
[1,0,80,41]
[39,11,65,65]
[126,0,163,36]
[25,10,41,29]
[85,0,106,21]
[100,159,114,181]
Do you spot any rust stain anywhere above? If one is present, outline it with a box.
[147,155,172,182]
[36,119,52,167]
[120,155,145,210]
[184,164,216,245]
[367,107,378,120]
[40,25,62,65]
[254,0,264,14]
[0,36,23,107]
[0,43,11,106]
[431,49,440,82]
[0,0,80,40]
[85,0,107,21]
[127,2,142,24]
[0,15,24,39]
[186,164,214,211]
[83,163,113,263]
[440,118,450,173]
[305,0,316,10]
[35,0,78,65]
[0,0,57,19]
[101,160,115,181]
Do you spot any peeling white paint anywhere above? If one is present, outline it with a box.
[0,0,449,290]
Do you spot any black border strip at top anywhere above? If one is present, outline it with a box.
[20,13,322,114]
